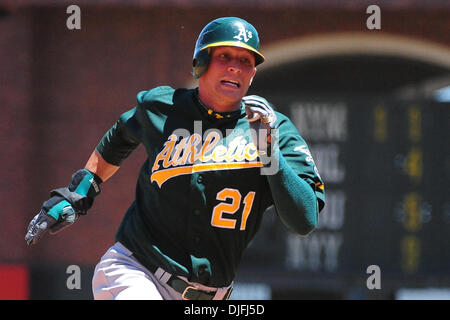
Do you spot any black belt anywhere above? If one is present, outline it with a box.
[167,275,233,300]
[133,253,232,300]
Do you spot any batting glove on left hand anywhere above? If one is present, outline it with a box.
[25,169,101,246]
[25,197,79,246]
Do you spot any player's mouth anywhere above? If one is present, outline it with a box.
[221,79,241,89]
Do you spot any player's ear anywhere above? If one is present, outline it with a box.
[249,67,257,86]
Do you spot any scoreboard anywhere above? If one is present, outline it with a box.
[237,97,450,295]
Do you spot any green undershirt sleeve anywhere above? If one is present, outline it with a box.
[266,151,318,236]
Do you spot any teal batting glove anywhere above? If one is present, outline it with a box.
[25,169,102,246]
[25,199,77,246]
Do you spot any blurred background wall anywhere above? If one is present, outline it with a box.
[0,0,449,299]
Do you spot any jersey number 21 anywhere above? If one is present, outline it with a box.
[211,188,255,230]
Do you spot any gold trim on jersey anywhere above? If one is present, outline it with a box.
[151,162,263,187]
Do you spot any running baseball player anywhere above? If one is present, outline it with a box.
[25,17,325,300]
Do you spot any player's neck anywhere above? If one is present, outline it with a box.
[197,88,240,113]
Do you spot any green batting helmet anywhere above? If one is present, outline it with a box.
[192,17,265,79]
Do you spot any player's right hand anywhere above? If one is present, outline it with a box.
[25,196,79,246]
[244,95,277,155]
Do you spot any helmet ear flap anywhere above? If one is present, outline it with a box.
[192,48,211,79]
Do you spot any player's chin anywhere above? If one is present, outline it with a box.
[218,85,248,103]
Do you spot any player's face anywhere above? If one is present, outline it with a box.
[198,46,257,112]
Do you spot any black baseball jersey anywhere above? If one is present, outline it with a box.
[96,86,325,287]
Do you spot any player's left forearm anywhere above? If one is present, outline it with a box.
[266,151,318,236]
[85,149,120,183]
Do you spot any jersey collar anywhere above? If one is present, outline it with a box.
[194,88,245,121]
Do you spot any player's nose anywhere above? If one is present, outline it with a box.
[227,59,241,74]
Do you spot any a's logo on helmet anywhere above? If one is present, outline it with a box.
[233,23,253,43]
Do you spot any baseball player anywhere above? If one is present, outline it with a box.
[25,17,325,300]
